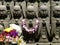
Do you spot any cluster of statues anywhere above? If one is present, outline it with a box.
[0,0,60,45]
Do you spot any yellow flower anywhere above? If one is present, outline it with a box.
[18,39,22,43]
[18,38,26,45]
[4,27,13,32]
[18,38,23,45]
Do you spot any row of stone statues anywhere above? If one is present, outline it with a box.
[0,0,60,45]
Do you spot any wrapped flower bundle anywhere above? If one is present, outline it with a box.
[0,24,26,45]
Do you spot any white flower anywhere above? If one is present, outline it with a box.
[9,24,22,36]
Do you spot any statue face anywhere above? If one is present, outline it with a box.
[39,5,48,14]
[0,5,6,15]
[54,6,60,14]
[27,5,35,15]
[14,5,21,14]
[28,20,33,28]
[13,5,22,19]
